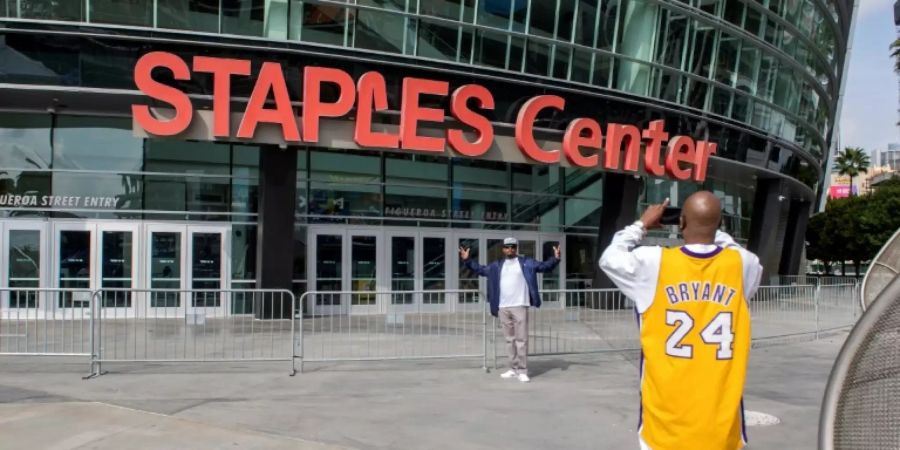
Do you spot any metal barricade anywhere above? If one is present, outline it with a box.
[491,289,638,367]
[90,288,295,377]
[0,288,94,357]
[749,284,819,343]
[296,290,486,373]
[815,283,862,335]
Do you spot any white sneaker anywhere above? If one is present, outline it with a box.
[517,373,530,383]
[500,369,518,379]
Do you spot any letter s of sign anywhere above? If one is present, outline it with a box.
[448,84,494,157]
[132,52,194,136]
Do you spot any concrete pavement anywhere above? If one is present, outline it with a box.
[0,334,847,449]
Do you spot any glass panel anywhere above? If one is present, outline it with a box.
[231,145,259,215]
[315,234,341,306]
[150,232,181,307]
[231,224,256,313]
[351,235,376,306]
[353,7,406,53]
[422,237,445,304]
[0,115,52,214]
[192,232,222,307]
[565,234,596,289]
[8,230,40,308]
[457,238,479,302]
[222,0,288,39]
[309,151,382,218]
[541,240,561,290]
[144,140,231,214]
[564,198,602,227]
[0,114,52,169]
[58,230,91,308]
[391,236,415,305]
[101,231,133,307]
[157,0,220,33]
[20,0,84,20]
[300,4,349,45]
[511,193,559,227]
[90,0,153,26]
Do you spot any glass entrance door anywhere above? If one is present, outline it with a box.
[385,230,449,313]
[52,222,139,317]
[1,222,47,317]
[54,223,94,316]
[146,224,229,317]
[98,225,137,310]
[307,228,381,315]
[188,228,227,315]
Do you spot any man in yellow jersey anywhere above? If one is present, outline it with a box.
[599,191,762,450]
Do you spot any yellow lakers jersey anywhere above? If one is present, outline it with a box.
[639,246,751,450]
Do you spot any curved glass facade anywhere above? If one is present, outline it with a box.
[0,0,845,160]
[0,1,852,299]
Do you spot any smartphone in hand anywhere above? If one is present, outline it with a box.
[660,207,682,226]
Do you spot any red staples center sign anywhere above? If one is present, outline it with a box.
[132,51,717,182]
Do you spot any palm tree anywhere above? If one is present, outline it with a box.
[892,38,900,74]
[833,147,871,196]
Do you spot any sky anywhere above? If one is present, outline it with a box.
[839,0,900,158]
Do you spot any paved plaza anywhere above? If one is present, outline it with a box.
[0,333,847,450]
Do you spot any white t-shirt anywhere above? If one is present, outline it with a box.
[599,226,763,314]
[499,258,529,308]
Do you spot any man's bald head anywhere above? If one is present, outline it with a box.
[681,191,722,244]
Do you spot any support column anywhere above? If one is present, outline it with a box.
[255,146,298,319]
[594,173,643,292]
[747,178,791,282]
[779,199,812,275]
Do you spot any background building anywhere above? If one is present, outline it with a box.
[0,1,854,317]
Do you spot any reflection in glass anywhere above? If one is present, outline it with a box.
[158,0,220,32]
[192,232,222,307]
[101,231,133,307]
[19,0,83,20]
[351,235,376,305]
[300,4,349,45]
[8,230,40,307]
[58,230,91,308]
[458,238,479,302]
[231,225,256,314]
[90,0,152,26]
[541,241,561,290]
[150,232,181,307]
[315,234,342,306]
[221,0,288,39]
[422,237,445,304]
[391,236,415,305]
[566,234,596,290]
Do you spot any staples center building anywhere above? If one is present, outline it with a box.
[0,1,851,316]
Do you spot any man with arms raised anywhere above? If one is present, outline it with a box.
[600,192,762,450]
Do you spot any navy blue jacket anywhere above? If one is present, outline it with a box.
[464,256,560,317]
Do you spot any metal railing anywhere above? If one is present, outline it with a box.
[490,289,638,368]
[0,283,861,376]
[296,290,487,373]
[0,288,95,356]
[89,288,296,377]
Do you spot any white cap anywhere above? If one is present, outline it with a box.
[503,237,518,246]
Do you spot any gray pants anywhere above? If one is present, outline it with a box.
[500,306,528,372]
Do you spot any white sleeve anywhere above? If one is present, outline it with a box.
[715,230,763,299]
[599,224,662,313]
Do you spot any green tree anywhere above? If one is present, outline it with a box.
[891,37,900,74]
[807,179,900,276]
[833,147,870,196]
